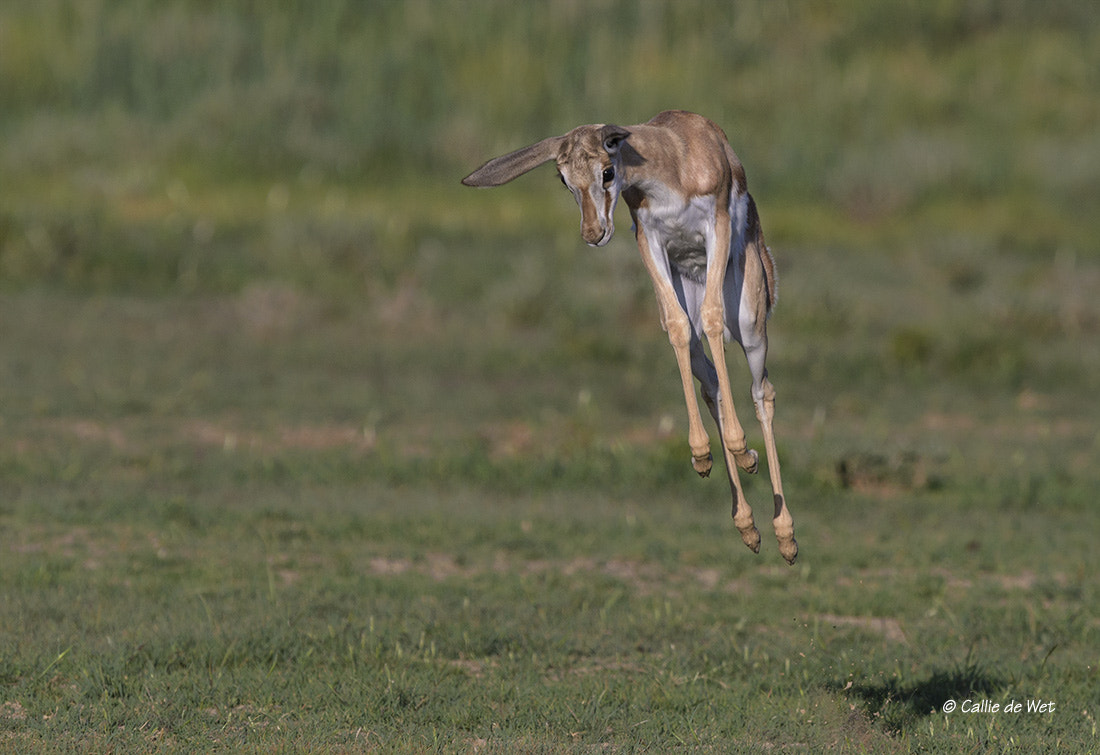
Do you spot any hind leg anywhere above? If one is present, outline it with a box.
[743,337,797,565]
[690,337,761,554]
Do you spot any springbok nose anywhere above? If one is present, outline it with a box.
[582,225,605,245]
[581,216,613,246]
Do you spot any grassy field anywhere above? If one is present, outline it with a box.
[2,1,1100,752]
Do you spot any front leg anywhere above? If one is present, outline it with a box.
[699,205,757,474]
[634,226,713,476]
[698,205,764,554]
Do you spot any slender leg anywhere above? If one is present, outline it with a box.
[700,208,757,474]
[741,244,798,565]
[694,206,765,553]
[634,227,713,476]
[752,376,797,564]
[691,339,761,553]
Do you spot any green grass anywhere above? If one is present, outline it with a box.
[2,1,1100,751]
[1,283,1097,751]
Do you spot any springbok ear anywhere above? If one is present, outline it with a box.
[600,125,630,155]
[462,136,565,187]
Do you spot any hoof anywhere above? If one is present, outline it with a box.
[779,538,798,565]
[736,448,759,474]
[692,452,713,477]
[740,526,762,554]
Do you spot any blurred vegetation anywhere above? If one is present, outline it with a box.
[0,0,1097,485]
[1,0,1098,294]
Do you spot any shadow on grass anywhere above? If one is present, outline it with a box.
[836,662,1005,734]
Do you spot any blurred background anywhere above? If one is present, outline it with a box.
[1,0,1097,496]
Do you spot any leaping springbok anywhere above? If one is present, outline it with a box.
[462,110,797,564]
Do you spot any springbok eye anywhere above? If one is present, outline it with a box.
[602,167,615,184]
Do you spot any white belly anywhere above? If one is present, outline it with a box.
[636,194,717,282]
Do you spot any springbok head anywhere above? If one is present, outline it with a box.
[462,124,630,247]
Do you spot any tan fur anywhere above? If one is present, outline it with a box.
[463,110,797,564]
